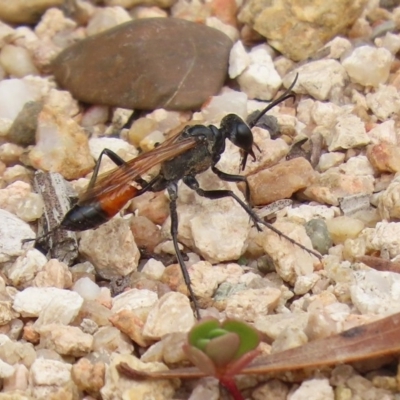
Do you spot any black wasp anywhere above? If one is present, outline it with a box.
[35,74,320,318]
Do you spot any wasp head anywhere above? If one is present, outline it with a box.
[219,114,260,171]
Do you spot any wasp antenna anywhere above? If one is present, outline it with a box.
[249,73,299,128]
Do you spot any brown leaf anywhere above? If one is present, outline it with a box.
[117,312,400,379]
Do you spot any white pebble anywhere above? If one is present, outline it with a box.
[367,120,397,145]
[0,359,15,378]
[327,114,370,151]
[0,78,42,120]
[201,89,248,123]
[365,85,400,121]
[30,358,71,386]
[288,378,334,400]
[237,44,282,100]
[351,269,400,315]
[0,209,35,263]
[283,59,347,101]
[228,40,250,79]
[112,288,158,314]
[375,32,400,55]
[86,6,131,36]
[72,277,101,301]
[13,287,83,319]
[141,258,165,280]
[342,46,393,87]
[0,44,39,78]
[81,105,109,127]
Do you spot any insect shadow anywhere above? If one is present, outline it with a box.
[28,74,320,319]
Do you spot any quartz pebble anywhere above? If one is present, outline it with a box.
[0,78,48,121]
[225,287,281,321]
[367,120,397,145]
[29,358,72,398]
[79,218,140,280]
[365,84,400,120]
[288,378,334,400]
[326,216,365,244]
[7,249,47,288]
[0,45,39,78]
[284,60,347,101]
[379,177,400,219]
[13,287,83,322]
[111,288,158,313]
[142,292,195,339]
[342,46,393,87]
[327,114,370,151]
[86,7,131,36]
[28,105,95,180]
[100,354,178,400]
[0,209,35,263]
[72,277,101,301]
[38,324,93,357]
[258,220,316,284]
[163,170,251,264]
[303,169,374,206]
[237,44,282,100]
[351,269,400,315]
[369,221,400,258]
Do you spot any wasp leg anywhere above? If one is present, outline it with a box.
[211,166,251,204]
[88,149,127,190]
[89,148,149,190]
[183,175,321,260]
[167,182,201,320]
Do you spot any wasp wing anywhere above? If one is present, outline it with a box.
[78,136,198,204]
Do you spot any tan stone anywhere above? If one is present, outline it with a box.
[109,309,151,347]
[367,142,400,173]
[248,157,315,205]
[71,358,105,396]
[238,0,367,61]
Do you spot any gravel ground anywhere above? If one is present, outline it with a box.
[1,0,400,399]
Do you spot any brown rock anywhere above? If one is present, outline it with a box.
[130,191,170,226]
[248,157,315,205]
[22,323,40,344]
[367,142,400,173]
[238,0,367,61]
[0,0,64,24]
[160,264,188,296]
[130,216,162,253]
[109,309,151,347]
[71,358,105,396]
[52,18,232,111]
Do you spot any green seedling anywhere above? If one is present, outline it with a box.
[183,317,261,400]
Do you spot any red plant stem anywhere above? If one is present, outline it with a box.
[219,377,244,400]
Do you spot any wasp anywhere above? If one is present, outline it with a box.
[34,75,319,318]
